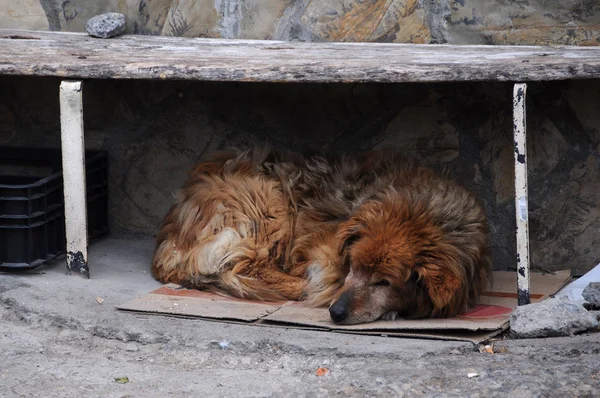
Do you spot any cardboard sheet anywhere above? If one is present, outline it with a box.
[119,270,571,343]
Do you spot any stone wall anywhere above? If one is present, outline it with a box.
[2,0,600,46]
[1,77,599,275]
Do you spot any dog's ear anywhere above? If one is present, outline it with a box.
[415,261,462,311]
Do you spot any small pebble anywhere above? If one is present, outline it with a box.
[124,342,139,352]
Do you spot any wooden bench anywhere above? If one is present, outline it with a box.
[4,29,600,305]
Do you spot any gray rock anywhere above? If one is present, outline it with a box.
[583,282,600,307]
[86,13,126,39]
[510,297,599,338]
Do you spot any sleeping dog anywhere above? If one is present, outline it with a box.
[151,148,491,324]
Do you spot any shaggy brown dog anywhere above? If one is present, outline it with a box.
[151,148,492,324]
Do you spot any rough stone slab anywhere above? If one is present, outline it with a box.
[583,282,600,307]
[85,13,126,39]
[2,29,600,82]
[510,297,599,338]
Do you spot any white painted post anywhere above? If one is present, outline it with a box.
[59,80,89,278]
[513,83,529,305]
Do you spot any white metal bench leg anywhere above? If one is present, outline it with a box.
[513,83,529,305]
[59,80,89,278]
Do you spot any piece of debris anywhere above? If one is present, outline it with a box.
[114,376,129,384]
[554,263,600,304]
[86,13,126,39]
[467,373,479,378]
[316,367,329,377]
[582,282,600,307]
[510,296,599,338]
[95,297,104,304]
[1,34,41,40]
[478,344,494,354]
[219,340,229,349]
[124,342,139,352]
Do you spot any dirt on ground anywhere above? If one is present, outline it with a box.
[1,239,599,397]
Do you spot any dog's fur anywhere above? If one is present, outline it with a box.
[152,148,492,324]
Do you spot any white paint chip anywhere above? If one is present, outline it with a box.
[518,196,528,221]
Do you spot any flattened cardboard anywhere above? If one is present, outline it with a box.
[120,285,283,322]
[263,301,513,331]
[485,269,571,301]
[118,270,571,343]
[330,328,509,343]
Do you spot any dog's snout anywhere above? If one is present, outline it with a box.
[329,302,348,323]
[329,291,352,323]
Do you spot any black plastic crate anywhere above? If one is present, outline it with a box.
[0,147,108,270]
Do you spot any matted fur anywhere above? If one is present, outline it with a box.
[152,148,492,324]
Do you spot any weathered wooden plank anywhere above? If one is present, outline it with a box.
[1,30,600,83]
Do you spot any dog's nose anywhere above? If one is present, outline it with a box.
[329,302,348,323]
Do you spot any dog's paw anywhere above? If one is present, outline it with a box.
[380,311,401,321]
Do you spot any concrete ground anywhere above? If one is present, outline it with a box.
[1,238,599,398]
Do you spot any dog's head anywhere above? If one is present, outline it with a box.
[329,196,471,324]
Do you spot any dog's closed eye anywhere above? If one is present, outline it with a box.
[409,271,421,283]
[373,279,391,287]
[339,233,360,255]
